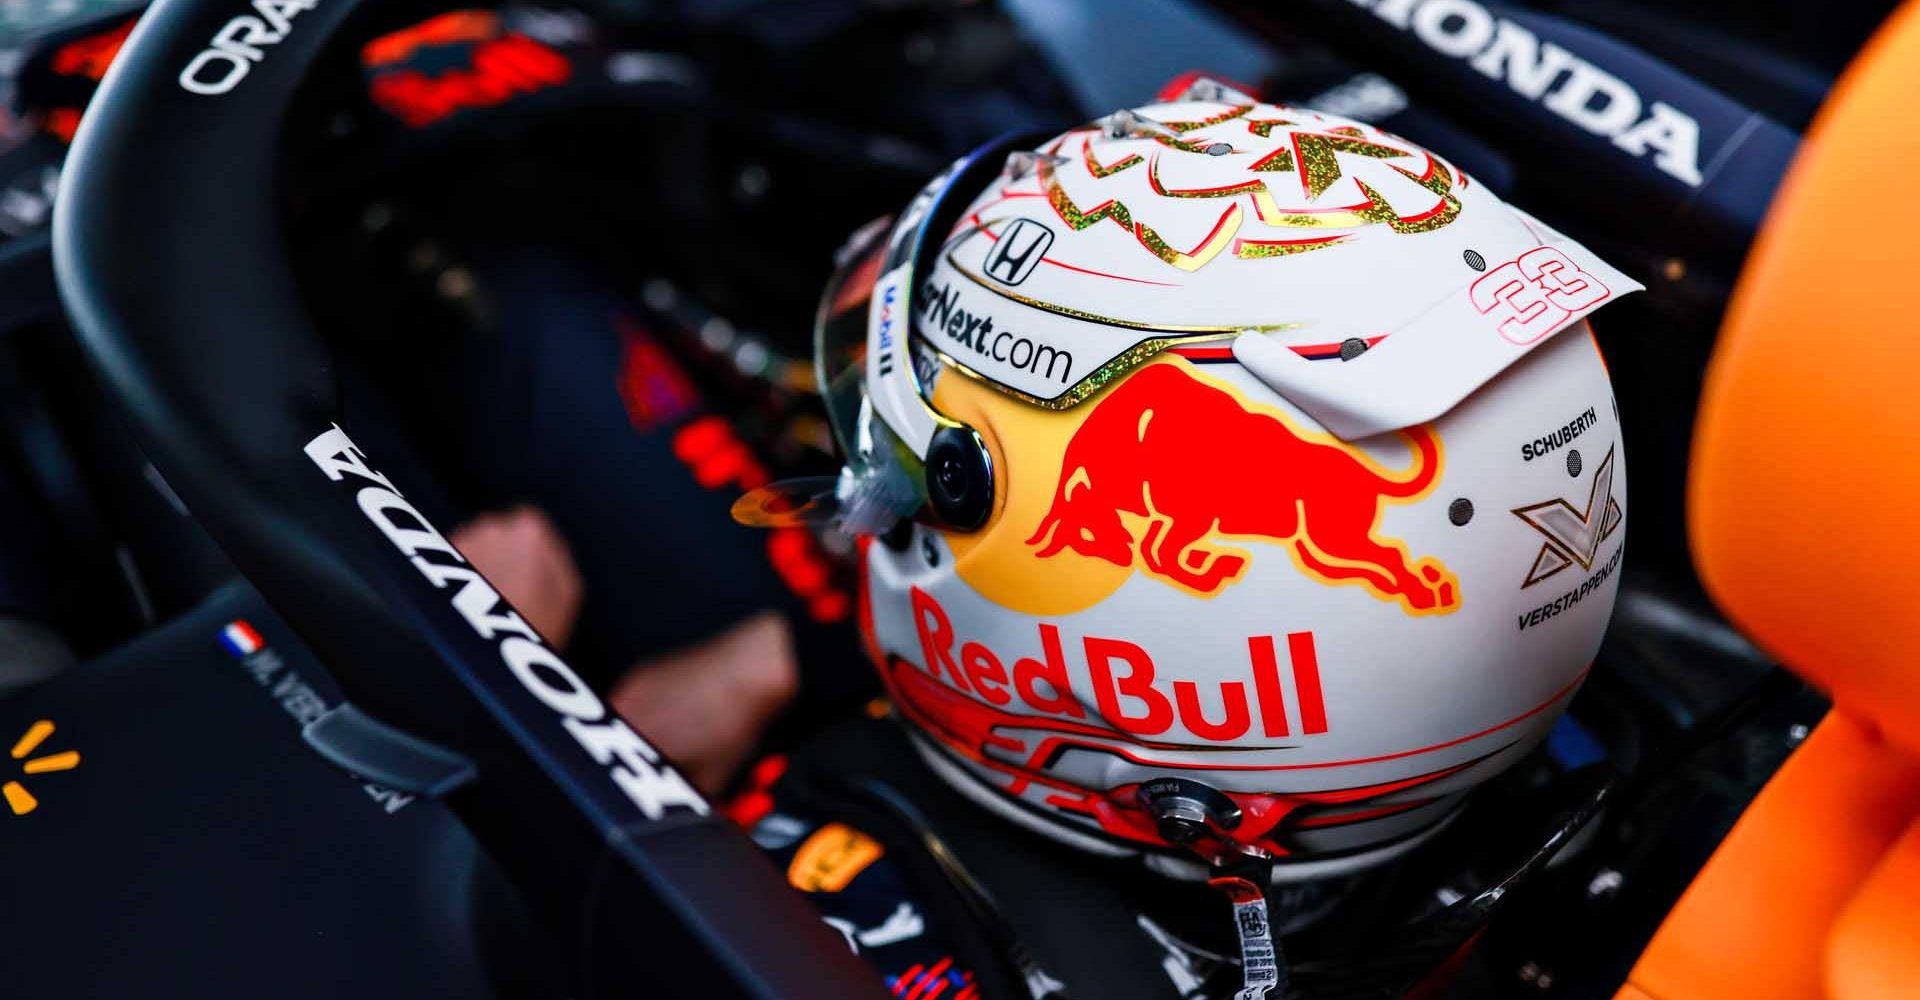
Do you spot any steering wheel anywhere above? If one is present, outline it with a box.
[52,1,883,996]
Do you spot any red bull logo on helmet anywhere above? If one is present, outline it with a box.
[906,586,1330,744]
[893,588,1494,857]
[1025,361,1460,615]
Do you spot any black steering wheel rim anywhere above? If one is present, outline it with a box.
[52,1,882,995]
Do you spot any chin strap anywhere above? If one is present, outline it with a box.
[1207,853,1287,1000]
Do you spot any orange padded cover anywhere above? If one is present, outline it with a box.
[1828,818,1920,998]
[1622,5,1920,998]
[1689,0,1920,757]
[1621,714,1920,1000]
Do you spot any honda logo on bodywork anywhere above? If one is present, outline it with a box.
[1346,0,1704,187]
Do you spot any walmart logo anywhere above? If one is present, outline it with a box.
[5,720,80,816]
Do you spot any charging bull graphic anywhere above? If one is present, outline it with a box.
[1026,362,1460,614]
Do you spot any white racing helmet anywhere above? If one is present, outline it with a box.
[742,81,1636,881]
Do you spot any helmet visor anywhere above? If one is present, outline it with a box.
[735,137,1035,534]
[808,216,935,534]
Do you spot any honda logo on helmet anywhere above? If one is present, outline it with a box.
[983,218,1054,286]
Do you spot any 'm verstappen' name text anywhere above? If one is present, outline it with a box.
[1518,544,1623,630]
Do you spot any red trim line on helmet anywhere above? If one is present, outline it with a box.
[887,631,1586,776]
[1036,667,1589,775]
[1007,665,1587,774]
[1292,797,1434,830]
[966,212,1180,287]
[953,191,1046,228]
[1168,334,1388,363]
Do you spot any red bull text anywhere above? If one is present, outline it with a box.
[910,586,1328,741]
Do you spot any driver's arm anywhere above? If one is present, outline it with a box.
[452,505,798,793]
